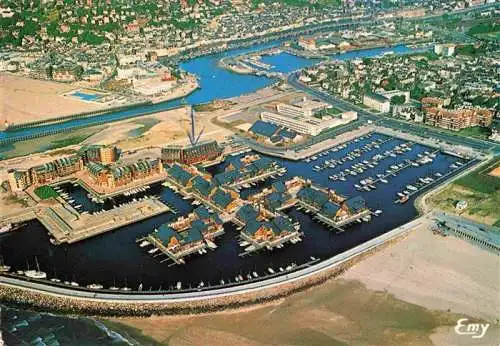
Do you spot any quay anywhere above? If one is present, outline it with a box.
[229,166,287,189]
[37,197,171,244]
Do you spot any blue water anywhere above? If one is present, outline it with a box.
[0,133,473,291]
[70,91,100,101]
[0,43,422,143]
[0,305,137,345]
[261,52,320,73]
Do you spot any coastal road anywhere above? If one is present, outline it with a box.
[287,74,500,154]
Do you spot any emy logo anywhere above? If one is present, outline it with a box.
[454,318,490,339]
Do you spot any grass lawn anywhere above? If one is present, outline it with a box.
[0,126,104,160]
[430,157,500,225]
[326,106,343,115]
[34,185,59,200]
[455,157,500,194]
[456,126,492,140]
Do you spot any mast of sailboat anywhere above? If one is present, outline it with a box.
[35,256,41,272]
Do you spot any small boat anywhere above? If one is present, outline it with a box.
[148,248,159,254]
[399,195,409,203]
[87,284,103,290]
[268,267,275,274]
[252,271,259,278]
[406,185,418,191]
[176,282,182,290]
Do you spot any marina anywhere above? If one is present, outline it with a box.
[0,132,475,292]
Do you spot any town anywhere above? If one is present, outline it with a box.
[0,0,498,344]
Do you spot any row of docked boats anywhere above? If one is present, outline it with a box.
[394,172,444,203]
[88,195,156,216]
[123,185,150,196]
[311,137,390,172]
[305,133,376,164]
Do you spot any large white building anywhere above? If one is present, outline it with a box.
[260,97,357,136]
[363,92,391,113]
[276,98,330,118]
[261,110,357,136]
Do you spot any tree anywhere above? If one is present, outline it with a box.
[391,95,405,105]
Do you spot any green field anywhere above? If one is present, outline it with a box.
[0,126,105,160]
[326,107,342,115]
[455,157,500,194]
[126,118,161,138]
[430,157,500,225]
[34,185,59,200]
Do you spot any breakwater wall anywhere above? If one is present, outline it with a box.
[5,101,152,132]
[0,216,419,316]
[0,105,183,146]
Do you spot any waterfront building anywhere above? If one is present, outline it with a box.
[29,162,59,185]
[81,145,119,165]
[7,169,31,192]
[161,140,223,165]
[298,37,317,51]
[86,158,163,188]
[30,155,84,185]
[296,185,367,226]
[169,206,224,240]
[150,224,205,256]
[210,187,241,213]
[214,155,281,187]
[424,107,493,131]
[363,92,391,113]
[191,175,216,197]
[53,156,84,176]
[240,214,299,247]
[167,164,195,187]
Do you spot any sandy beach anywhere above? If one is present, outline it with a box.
[0,74,103,126]
[344,222,499,321]
[112,221,499,345]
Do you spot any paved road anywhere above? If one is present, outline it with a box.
[287,74,500,155]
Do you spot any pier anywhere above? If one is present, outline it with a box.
[37,197,171,244]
